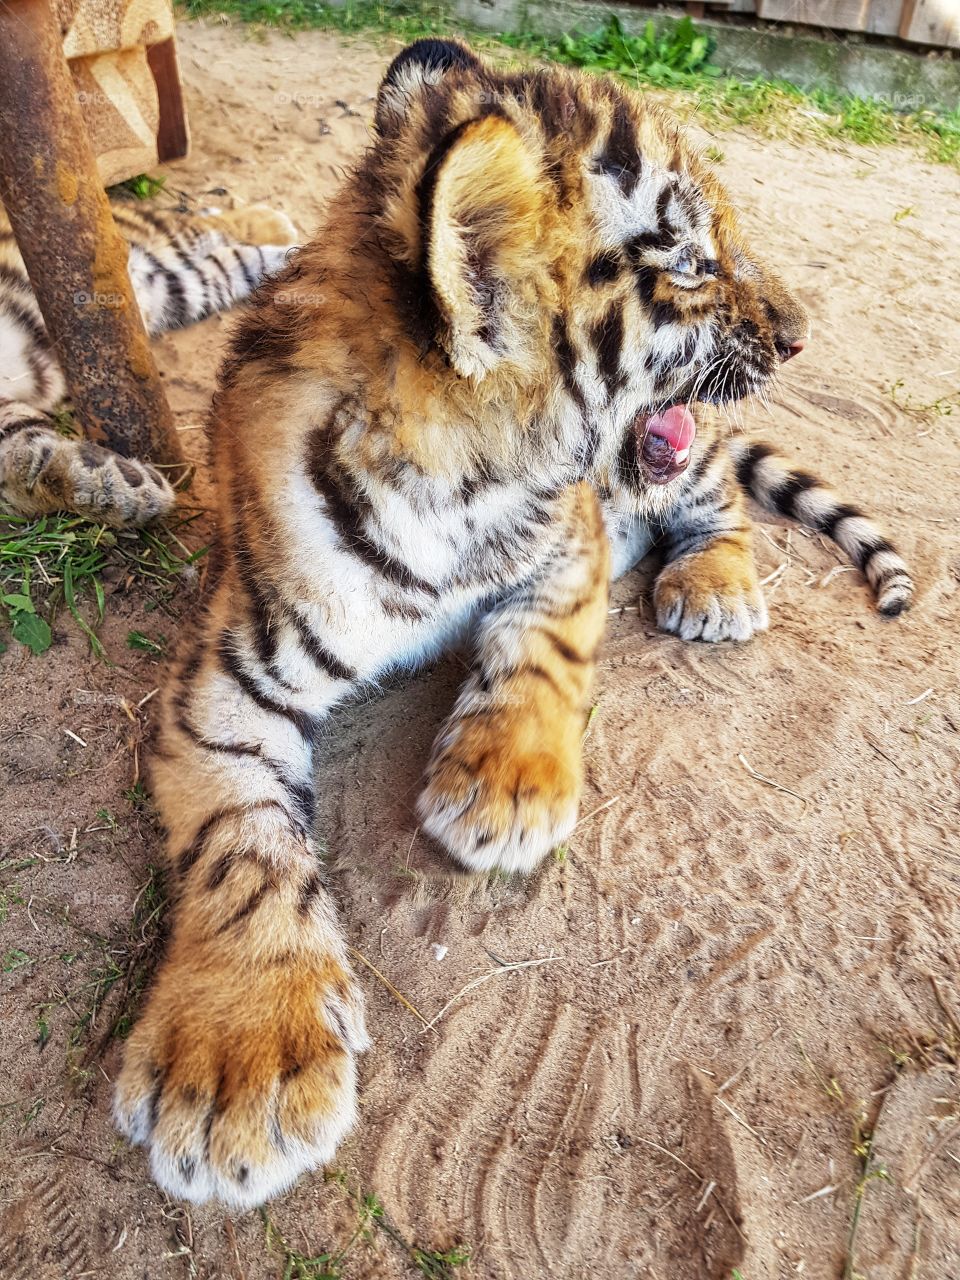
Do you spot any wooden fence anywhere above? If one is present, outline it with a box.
[673,0,960,49]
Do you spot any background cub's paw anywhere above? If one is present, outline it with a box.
[654,557,768,643]
[114,947,369,1209]
[0,429,176,527]
[418,716,580,875]
[212,204,299,247]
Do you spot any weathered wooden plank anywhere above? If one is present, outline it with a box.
[757,0,871,31]
[757,0,954,45]
[755,0,902,35]
[865,0,907,36]
[900,0,960,48]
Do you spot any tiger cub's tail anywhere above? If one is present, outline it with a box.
[728,439,914,617]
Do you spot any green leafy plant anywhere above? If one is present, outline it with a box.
[124,781,150,810]
[890,379,959,420]
[2,589,52,655]
[262,1200,385,1280]
[0,511,206,658]
[36,1013,52,1049]
[115,173,167,200]
[0,887,24,924]
[508,15,721,86]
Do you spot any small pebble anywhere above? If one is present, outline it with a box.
[431,944,448,962]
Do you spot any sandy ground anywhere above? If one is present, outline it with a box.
[1,19,959,1280]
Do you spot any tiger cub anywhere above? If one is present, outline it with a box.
[0,200,298,524]
[99,41,915,1208]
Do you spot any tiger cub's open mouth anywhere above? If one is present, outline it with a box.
[633,404,697,485]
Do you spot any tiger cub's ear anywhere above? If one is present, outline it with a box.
[375,38,482,137]
[426,114,548,381]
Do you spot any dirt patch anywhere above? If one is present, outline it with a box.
[1,19,959,1280]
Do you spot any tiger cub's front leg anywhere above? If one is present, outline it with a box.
[418,483,610,874]
[114,580,368,1208]
[654,444,767,643]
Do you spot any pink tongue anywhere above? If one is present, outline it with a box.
[646,405,696,452]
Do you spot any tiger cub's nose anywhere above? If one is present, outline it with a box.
[778,338,806,362]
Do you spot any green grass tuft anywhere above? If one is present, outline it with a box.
[261,1196,386,1280]
[183,0,458,39]
[3,947,33,973]
[126,629,167,656]
[411,1244,471,1278]
[0,510,207,658]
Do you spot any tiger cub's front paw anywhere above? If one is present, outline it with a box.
[418,713,581,875]
[654,548,768,643]
[114,942,369,1209]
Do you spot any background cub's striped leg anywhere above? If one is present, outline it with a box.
[0,204,296,526]
[116,203,299,336]
[114,580,368,1209]
[128,238,296,337]
[654,445,767,642]
[418,483,610,874]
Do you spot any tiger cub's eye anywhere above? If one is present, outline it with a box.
[673,249,699,277]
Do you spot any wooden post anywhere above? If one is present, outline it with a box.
[0,0,184,469]
[147,37,191,165]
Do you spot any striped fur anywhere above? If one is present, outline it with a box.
[0,202,297,525]
[729,440,914,616]
[112,41,912,1209]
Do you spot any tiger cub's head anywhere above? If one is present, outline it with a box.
[367,39,808,490]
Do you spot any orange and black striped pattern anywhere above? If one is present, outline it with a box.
[104,41,913,1207]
